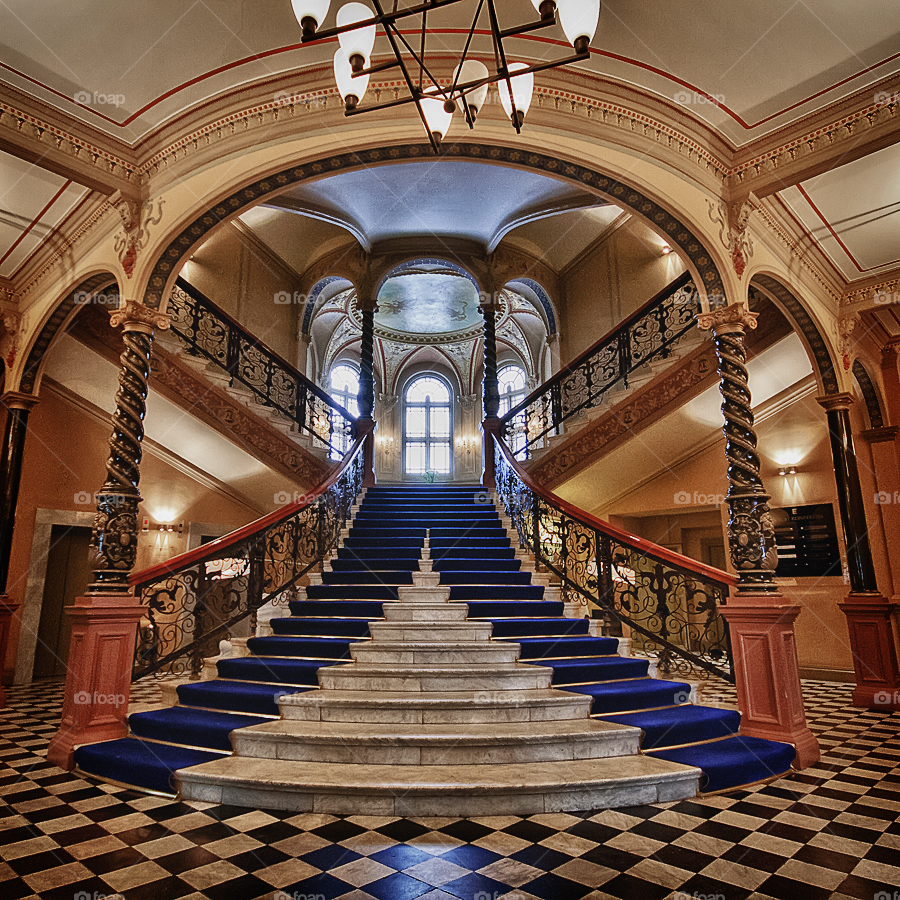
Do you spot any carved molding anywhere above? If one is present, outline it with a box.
[111,193,164,278]
[696,302,759,335]
[109,300,170,333]
[707,196,756,277]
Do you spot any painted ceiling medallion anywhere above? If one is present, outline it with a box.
[347,272,510,345]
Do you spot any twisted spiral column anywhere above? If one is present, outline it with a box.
[89,304,169,592]
[357,307,375,419]
[698,304,778,592]
[482,304,500,419]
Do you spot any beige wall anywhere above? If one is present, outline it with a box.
[3,389,257,683]
[558,217,687,365]
[180,225,302,366]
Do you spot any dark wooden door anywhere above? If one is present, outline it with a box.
[33,525,92,680]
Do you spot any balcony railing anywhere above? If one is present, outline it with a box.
[168,277,355,456]
[130,438,366,680]
[494,436,735,682]
[499,271,699,458]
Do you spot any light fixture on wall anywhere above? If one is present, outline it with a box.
[456,435,476,456]
[290,0,600,152]
[777,466,798,476]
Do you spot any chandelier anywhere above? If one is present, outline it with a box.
[290,0,601,152]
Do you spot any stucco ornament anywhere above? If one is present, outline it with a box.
[111,192,165,278]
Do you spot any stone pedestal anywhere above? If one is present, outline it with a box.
[839,593,900,710]
[47,592,146,770]
[353,418,377,487]
[0,596,19,708]
[720,593,820,768]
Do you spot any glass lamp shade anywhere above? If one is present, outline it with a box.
[291,0,331,31]
[557,0,600,47]
[453,60,489,117]
[499,63,534,124]
[336,3,376,62]
[334,48,369,107]
[420,96,453,140]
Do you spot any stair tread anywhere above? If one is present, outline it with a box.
[177,753,701,793]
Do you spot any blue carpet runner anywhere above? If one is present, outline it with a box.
[74,485,795,796]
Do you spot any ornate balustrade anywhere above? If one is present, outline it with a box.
[130,438,365,680]
[494,437,735,682]
[168,278,355,455]
[500,272,699,458]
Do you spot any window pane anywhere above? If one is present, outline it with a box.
[407,376,449,404]
[498,366,526,392]
[430,442,451,474]
[406,442,427,473]
[430,407,450,437]
[406,406,427,437]
[331,364,360,393]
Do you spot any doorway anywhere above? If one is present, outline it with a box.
[33,525,92,680]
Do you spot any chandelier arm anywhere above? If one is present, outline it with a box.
[389,25,449,97]
[486,0,520,133]
[370,0,439,151]
[304,0,463,43]
[498,16,558,40]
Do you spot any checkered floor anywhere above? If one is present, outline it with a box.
[2,679,899,900]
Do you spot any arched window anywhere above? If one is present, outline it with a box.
[404,375,452,475]
[329,364,359,458]
[498,364,527,454]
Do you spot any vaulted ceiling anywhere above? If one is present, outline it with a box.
[2,0,900,288]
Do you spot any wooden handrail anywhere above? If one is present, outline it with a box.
[130,436,365,587]
[496,435,735,587]
[500,270,693,424]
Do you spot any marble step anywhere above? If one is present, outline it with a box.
[230,717,641,765]
[176,754,701,816]
[368,620,494,642]
[319,661,552,692]
[279,687,591,724]
[349,640,520,666]
[382,602,469,622]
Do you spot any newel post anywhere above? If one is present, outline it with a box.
[697,302,819,768]
[48,302,169,770]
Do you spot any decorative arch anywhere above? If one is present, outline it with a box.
[17,273,119,396]
[142,143,728,314]
[507,278,557,336]
[852,359,885,429]
[749,274,841,396]
[302,276,352,336]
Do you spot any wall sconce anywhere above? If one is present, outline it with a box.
[457,435,476,456]
[660,243,673,255]
[777,466,797,476]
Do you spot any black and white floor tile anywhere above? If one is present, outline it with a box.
[1,679,899,900]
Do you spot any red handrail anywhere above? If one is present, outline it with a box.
[130,436,364,587]
[496,436,736,587]
[501,270,693,424]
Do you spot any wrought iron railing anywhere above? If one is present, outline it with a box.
[500,271,699,458]
[167,277,355,455]
[129,438,366,680]
[494,437,735,682]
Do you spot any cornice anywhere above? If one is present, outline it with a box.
[841,272,900,312]
[753,195,844,304]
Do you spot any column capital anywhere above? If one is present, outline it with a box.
[1,391,39,412]
[816,392,855,413]
[696,302,758,336]
[109,301,170,334]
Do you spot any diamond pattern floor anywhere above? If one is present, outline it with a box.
[1,678,899,899]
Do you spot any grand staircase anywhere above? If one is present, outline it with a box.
[74,485,796,811]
